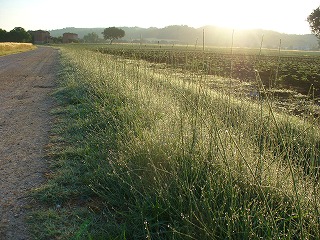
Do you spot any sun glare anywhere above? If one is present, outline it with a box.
[1,0,318,34]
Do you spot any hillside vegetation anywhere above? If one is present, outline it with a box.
[31,44,320,239]
[50,25,319,50]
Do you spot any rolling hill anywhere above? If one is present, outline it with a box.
[49,25,319,50]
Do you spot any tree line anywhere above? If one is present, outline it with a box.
[0,26,126,44]
[50,26,319,50]
[0,27,32,43]
[2,7,320,47]
[62,7,320,49]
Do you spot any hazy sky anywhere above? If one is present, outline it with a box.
[1,0,319,34]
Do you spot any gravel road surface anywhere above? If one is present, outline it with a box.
[0,47,58,239]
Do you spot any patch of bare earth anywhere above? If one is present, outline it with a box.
[0,47,58,240]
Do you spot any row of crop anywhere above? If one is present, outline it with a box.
[97,47,320,96]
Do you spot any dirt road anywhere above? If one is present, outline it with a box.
[0,47,58,239]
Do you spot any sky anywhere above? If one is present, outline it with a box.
[0,0,319,35]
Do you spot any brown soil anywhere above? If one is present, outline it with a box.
[0,46,58,240]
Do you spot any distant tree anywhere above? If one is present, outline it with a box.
[51,36,63,44]
[307,7,320,38]
[0,29,8,42]
[102,27,125,44]
[83,32,100,43]
[8,27,32,42]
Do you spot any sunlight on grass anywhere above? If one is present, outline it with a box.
[32,44,320,239]
[0,42,36,56]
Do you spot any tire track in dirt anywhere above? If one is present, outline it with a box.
[0,47,58,240]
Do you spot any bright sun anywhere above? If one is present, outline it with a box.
[1,0,317,35]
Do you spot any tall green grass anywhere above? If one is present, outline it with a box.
[33,45,320,239]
